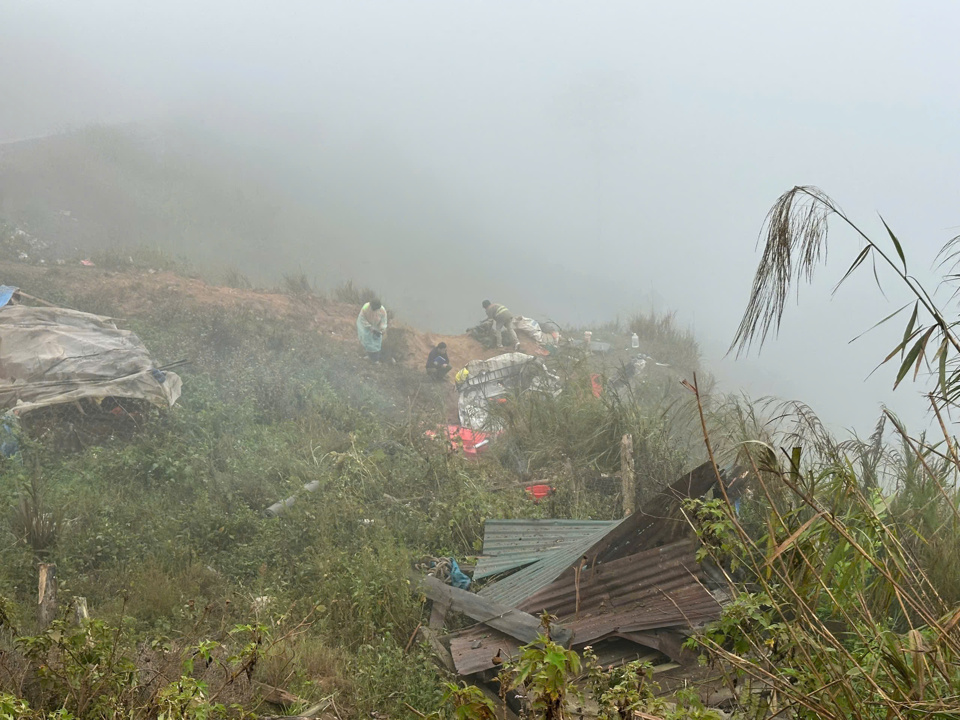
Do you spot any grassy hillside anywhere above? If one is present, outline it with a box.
[2,193,960,719]
[0,261,704,718]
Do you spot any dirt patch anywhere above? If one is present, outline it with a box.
[0,262,542,378]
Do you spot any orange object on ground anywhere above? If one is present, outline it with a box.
[525,484,553,502]
[426,425,490,456]
[590,374,603,398]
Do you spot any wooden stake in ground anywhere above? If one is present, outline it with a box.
[38,563,57,628]
[621,434,635,517]
[73,596,89,625]
[565,457,582,513]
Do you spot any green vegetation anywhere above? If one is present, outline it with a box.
[4,184,960,718]
[0,262,706,718]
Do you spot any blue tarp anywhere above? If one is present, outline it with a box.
[0,286,18,308]
[448,558,471,590]
[0,412,20,460]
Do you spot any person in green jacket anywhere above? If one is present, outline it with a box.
[482,299,519,350]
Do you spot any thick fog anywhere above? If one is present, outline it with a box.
[3,0,959,433]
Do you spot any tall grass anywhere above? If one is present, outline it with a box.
[280,271,315,296]
[686,401,960,719]
[332,280,378,306]
[682,186,960,720]
[629,310,701,372]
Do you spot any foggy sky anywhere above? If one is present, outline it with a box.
[3,0,960,434]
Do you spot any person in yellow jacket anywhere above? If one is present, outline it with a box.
[482,300,519,350]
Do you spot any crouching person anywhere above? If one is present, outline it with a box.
[426,342,452,380]
[482,300,519,350]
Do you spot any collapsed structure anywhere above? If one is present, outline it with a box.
[416,461,738,681]
[0,287,181,415]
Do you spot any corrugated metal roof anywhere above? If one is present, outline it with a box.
[473,519,620,581]
[450,541,721,676]
[440,463,737,677]
[477,520,622,607]
[474,461,726,607]
[520,540,699,611]
[522,540,720,645]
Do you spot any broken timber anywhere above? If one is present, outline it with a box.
[38,563,57,629]
[426,461,740,678]
[417,574,572,647]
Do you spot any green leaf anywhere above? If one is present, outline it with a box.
[881,215,906,272]
[936,337,949,398]
[834,244,872,293]
[895,327,933,389]
[902,301,919,352]
[848,301,911,344]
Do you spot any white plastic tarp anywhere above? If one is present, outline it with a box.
[457,352,560,431]
[513,316,545,344]
[0,304,181,414]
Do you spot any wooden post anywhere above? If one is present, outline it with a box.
[621,434,635,517]
[38,563,57,628]
[73,596,89,625]
[565,457,581,513]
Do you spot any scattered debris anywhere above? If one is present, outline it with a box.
[425,424,491,456]
[413,462,738,680]
[523,484,553,502]
[265,479,322,517]
[415,557,472,590]
[456,352,560,431]
[513,316,544,343]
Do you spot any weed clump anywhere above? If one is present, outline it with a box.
[332,280,378,306]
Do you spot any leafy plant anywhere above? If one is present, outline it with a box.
[432,683,497,720]
[498,617,582,720]
[584,648,662,720]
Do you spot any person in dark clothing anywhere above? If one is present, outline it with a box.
[426,342,452,379]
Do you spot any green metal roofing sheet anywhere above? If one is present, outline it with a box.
[476,519,622,607]
[474,519,619,580]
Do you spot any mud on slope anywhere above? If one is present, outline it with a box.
[0,262,540,378]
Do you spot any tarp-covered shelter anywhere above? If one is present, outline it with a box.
[0,301,181,414]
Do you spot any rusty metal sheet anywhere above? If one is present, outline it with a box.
[449,627,521,676]
[447,463,733,676]
[476,462,731,608]
[519,540,721,646]
[477,520,620,608]
[521,540,703,613]
[449,541,721,676]
[474,519,620,580]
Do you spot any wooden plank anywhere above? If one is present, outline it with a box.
[617,630,698,665]
[418,575,571,647]
[254,681,302,708]
[429,595,451,629]
[419,626,456,673]
[621,433,635,517]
